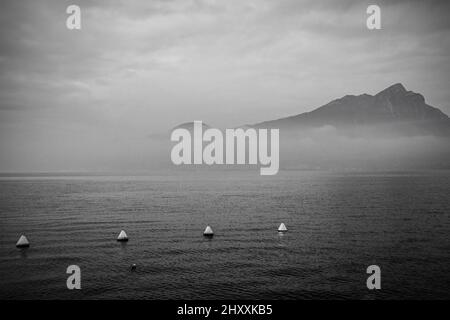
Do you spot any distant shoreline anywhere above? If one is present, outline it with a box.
[1,168,449,179]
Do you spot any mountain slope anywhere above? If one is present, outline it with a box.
[253,83,450,137]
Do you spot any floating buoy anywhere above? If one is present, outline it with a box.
[278,223,287,232]
[16,235,30,248]
[203,226,214,237]
[117,230,128,242]
[130,263,137,271]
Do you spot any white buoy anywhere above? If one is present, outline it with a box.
[203,226,214,237]
[278,223,287,232]
[16,235,30,248]
[117,230,128,242]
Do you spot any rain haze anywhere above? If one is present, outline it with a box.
[1,0,449,172]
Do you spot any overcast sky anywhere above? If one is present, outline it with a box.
[0,0,449,171]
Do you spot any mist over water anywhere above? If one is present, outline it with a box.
[279,130,450,170]
[0,171,449,299]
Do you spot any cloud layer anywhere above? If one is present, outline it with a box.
[0,0,449,171]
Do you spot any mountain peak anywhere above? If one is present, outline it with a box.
[251,83,450,136]
[376,83,407,97]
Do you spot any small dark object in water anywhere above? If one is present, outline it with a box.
[130,264,137,271]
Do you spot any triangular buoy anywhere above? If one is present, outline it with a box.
[117,230,128,242]
[203,226,214,237]
[278,223,287,232]
[16,235,30,248]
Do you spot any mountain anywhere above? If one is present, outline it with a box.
[167,84,450,169]
[172,121,211,132]
[252,83,450,137]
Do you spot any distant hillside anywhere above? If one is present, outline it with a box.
[252,83,450,137]
[172,122,211,132]
[168,84,450,170]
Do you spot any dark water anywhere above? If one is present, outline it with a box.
[0,171,449,300]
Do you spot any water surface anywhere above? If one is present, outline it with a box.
[0,171,449,299]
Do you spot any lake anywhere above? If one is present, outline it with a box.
[0,170,449,299]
